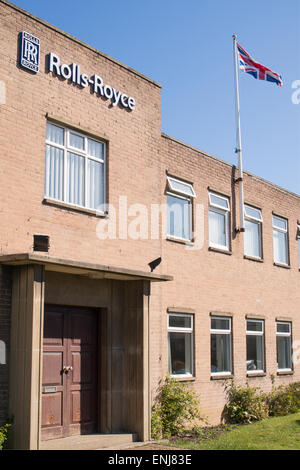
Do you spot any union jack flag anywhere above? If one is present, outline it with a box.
[237,43,283,87]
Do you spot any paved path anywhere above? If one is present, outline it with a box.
[119,443,185,451]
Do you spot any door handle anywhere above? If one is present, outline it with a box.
[62,366,73,373]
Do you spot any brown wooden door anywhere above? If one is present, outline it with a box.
[41,305,98,440]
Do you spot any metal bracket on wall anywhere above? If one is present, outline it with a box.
[234,177,243,183]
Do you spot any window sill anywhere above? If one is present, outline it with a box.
[166,236,194,246]
[210,374,233,380]
[246,372,266,378]
[244,255,263,263]
[208,247,232,256]
[43,198,107,218]
[171,376,196,382]
[277,370,294,376]
[274,262,290,270]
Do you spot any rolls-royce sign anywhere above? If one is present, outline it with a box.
[48,53,136,110]
[20,31,40,73]
[18,32,136,110]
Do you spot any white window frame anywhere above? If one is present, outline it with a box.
[45,122,106,213]
[167,176,196,198]
[276,321,292,372]
[208,192,230,251]
[244,204,263,259]
[272,215,289,265]
[246,319,265,374]
[210,316,232,377]
[166,177,195,243]
[168,313,194,378]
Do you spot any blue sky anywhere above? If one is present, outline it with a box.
[11,0,300,195]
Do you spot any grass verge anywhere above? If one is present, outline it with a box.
[168,413,300,450]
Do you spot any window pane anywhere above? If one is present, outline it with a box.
[87,159,104,209]
[69,132,85,150]
[45,145,64,200]
[209,209,227,248]
[211,333,231,373]
[273,229,288,264]
[169,315,192,329]
[273,216,287,231]
[245,205,262,220]
[210,194,229,209]
[277,322,290,334]
[168,177,195,197]
[66,152,85,206]
[277,336,292,370]
[246,320,263,332]
[167,195,191,240]
[244,219,261,258]
[246,335,264,370]
[88,139,104,160]
[46,123,64,145]
[211,317,230,331]
[168,332,192,375]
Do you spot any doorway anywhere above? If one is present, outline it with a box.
[41,305,99,440]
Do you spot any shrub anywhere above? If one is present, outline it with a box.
[267,382,300,417]
[223,380,269,424]
[0,423,11,450]
[287,382,300,408]
[151,376,203,438]
[151,405,163,440]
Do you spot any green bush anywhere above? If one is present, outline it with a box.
[151,405,163,440]
[151,376,203,438]
[223,380,269,424]
[267,382,300,417]
[0,423,11,450]
[287,382,300,408]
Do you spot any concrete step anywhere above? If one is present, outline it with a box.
[40,433,139,450]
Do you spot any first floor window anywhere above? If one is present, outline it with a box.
[166,176,195,241]
[246,319,265,372]
[209,192,230,250]
[244,205,263,258]
[168,313,193,377]
[273,215,289,265]
[45,122,106,211]
[277,322,292,371]
[210,316,232,375]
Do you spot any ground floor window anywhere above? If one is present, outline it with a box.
[210,316,232,375]
[168,313,193,377]
[246,319,265,372]
[276,321,292,371]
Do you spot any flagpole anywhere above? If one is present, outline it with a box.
[232,34,245,232]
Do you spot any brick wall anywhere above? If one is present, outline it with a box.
[1,1,300,426]
[0,0,163,274]
[0,266,11,425]
[158,135,300,423]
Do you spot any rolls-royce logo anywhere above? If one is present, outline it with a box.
[20,31,40,73]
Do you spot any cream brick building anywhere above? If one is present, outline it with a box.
[0,0,299,450]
